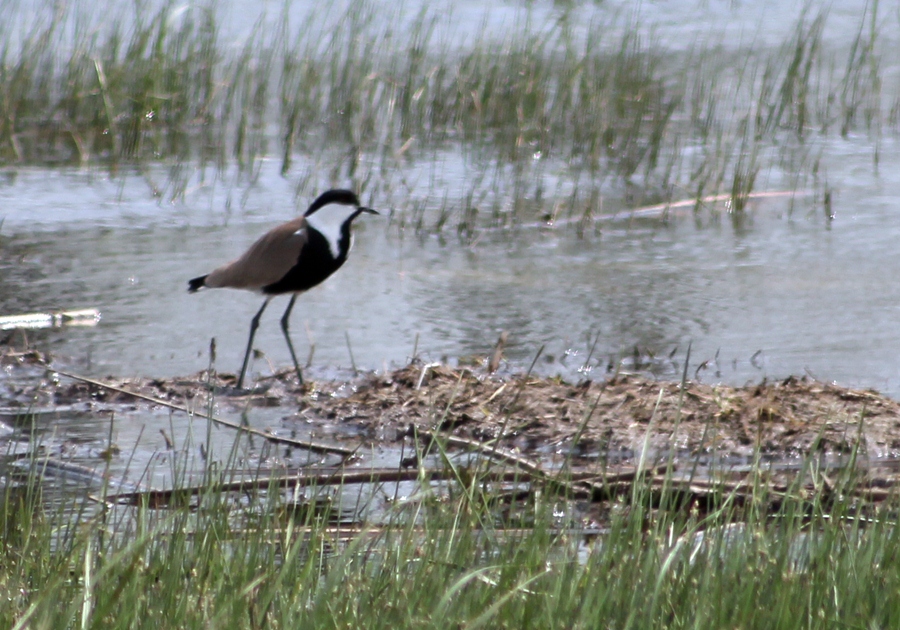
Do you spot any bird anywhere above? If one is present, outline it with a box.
[188,189,379,389]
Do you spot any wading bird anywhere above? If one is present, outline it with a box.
[188,189,379,389]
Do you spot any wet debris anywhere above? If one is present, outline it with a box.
[4,351,900,462]
[300,365,900,461]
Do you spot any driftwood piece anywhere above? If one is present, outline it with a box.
[53,369,356,457]
[0,308,100,330]
[101,464,660,508]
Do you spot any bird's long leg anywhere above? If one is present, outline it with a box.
[237,298,270,390]
[279,294,304,385]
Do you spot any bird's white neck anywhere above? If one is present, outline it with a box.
[304,205,359,259]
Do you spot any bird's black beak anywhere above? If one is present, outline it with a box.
[360,206,380,215]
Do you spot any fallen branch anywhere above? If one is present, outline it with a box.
[52,369,356,457]
[103,467,546,507]
[509,190,809,231]
[102,461,661,508]
[417,428,548,476]
[415,427,670,499]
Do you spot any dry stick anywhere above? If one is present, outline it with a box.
[644,475,798,511]
[506,191,809,231]
[107,439,886,511]
[414,427,663,499]
[477,344,546,477]
[52,369,356,457]
[638,471,896,514]
[418,430,547,477]
[105,468,540,506]
[104,462,658,507]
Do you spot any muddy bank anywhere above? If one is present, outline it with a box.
[5,350,900,462]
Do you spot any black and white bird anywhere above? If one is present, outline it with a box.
[188,189,379,389]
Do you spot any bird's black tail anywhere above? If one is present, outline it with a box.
[187,275,208,293]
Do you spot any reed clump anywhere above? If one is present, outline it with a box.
[3,442,900,629]
[0,1,893,229]
[4,361,900,628]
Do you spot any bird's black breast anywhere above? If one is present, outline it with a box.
[262,228,346,295]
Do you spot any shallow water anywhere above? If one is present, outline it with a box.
[4,132,900,397]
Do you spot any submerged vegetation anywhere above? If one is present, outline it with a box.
[0,0,894,229]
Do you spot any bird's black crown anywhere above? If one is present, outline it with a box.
[304,189,361,216]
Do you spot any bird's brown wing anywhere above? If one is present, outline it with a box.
[204,217,308,290]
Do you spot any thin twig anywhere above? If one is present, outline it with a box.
[103,463,658,507]
[52,369,356,457]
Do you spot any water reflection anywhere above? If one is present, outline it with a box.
[2,142,900,399]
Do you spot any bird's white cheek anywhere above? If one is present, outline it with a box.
[305,214,343,259]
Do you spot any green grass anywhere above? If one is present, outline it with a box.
[3,440,900,629]
[0,1,894,227]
